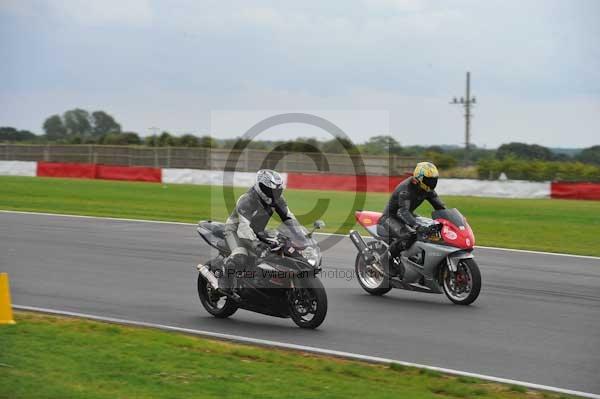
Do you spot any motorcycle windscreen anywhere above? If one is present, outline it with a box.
[277,219,315,249]
[432,208,466,228]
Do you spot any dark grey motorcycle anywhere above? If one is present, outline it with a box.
[195,219,328,329]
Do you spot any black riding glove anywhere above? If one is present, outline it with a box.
[253,240,270,256]
[257,231,280,249]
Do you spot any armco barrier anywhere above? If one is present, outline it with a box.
[551,182,600,200]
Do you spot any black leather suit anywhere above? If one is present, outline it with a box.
[378,177,445,254]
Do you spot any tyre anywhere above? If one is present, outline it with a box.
[355,241,392,296]
[197,273,238,318]
[288,277,328,329]
[441,258,481,305]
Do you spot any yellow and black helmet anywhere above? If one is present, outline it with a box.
[413,162,439,192]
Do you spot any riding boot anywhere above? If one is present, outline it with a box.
[220,254,244,301]
[389,239,406,258]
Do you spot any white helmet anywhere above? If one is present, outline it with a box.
[254,169,284,204]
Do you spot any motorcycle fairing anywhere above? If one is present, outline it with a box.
[197,221,230,254]
[261,253,317,275]
[401,241,472,292]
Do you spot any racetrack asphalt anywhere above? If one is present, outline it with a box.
[1,211,599,394]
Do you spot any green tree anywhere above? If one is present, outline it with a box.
[276,138,320,153]
[43,115,67,140]
[321,137,358,154]
[199,135,217,148]
[360,135,403,155]
[577,145,600,165]
[157,131,176,147]
[424,151,458,170]
[122,132,142,145]
[0,127,18,141]
[99,132,141,145]
[63,109,92,138]
[0,127,37,142]
[178,134,200,147]
[496,142,553,161]
[91,111,121,136]
[145,135,158,146]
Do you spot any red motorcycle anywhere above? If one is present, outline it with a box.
[349,208,481,305]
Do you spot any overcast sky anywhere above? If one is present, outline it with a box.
[1,0,598,147]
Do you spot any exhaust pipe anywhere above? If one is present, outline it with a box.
[349,230,375,264]
[197,263,219,289]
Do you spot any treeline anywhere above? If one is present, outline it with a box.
[479,159,600,181]
[475,143,600,181]
[1,109,599,181]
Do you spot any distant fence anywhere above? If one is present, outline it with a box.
[0,144,416,176]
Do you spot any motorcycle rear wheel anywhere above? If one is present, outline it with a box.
[355,241,392,296]
[288,277,328,329]
[441,258,481,305]
[197,274,238,318]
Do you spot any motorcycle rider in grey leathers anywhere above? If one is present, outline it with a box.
[221,169,297,296]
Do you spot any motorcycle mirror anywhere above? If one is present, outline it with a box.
[307,220,326,238]
[313,220,325,229]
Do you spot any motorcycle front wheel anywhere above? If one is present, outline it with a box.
[288,277,328,329]
[441,258,481,305]
[197,274,238,318]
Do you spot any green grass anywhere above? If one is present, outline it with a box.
[1,176,599,256]
[0,312,580,399]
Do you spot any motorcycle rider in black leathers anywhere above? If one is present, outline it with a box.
[221,169,297,296]
[378,162,446,257]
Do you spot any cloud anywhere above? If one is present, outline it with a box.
[47,0,153,27]
[0,0,598,146]
[0,0,41,17]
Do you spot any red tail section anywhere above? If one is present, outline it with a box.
[354,210,383,237]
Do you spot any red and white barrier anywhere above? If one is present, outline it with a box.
[551,182,600,201]
[437,179,551,199]
[161,168,286,187]
[96,164,161,183]
[0,161,36,177]
[35,162,162,183]
[1,161,598,200]
[37,162,97,179]
[286,173,411,192]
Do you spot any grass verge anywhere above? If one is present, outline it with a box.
[0,311,580,399]
[1,176,599,256]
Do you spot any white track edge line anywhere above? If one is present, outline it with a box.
[3,209,599,260]
[13,304,599,399]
